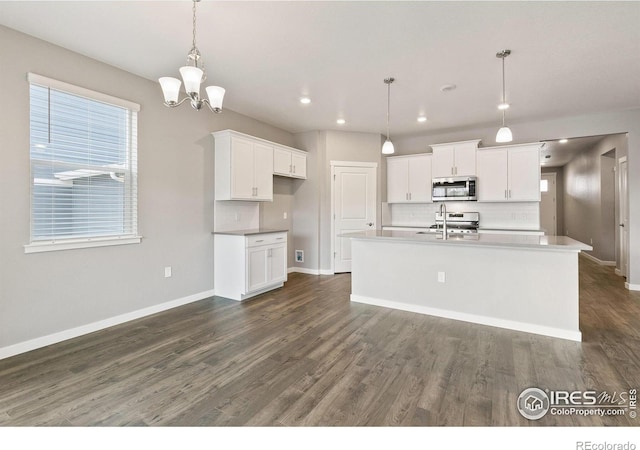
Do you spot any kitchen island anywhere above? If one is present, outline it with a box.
[344,230,591,341]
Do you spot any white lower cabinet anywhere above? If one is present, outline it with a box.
[214,232,287,301]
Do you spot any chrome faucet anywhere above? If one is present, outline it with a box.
[439,202,448,240]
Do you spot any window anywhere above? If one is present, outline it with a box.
[540,179,549,192]
[26,73,141,253]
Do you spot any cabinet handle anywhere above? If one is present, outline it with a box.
[276,237,284,240]
[255,239,264,243]
[409,192,412,200]
[504,190,507,199]
[293,165,296,173]
[289,164,292,173]
[268,248,272,257]
[508,189,511,198]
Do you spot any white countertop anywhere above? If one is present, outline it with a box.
[213,228,288,236]
[342,230,592,251]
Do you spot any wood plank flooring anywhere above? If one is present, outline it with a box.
[1,256,640,426]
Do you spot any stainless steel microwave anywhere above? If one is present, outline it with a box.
[432,176,477,201]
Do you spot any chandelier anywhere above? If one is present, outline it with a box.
[159,0,225,113]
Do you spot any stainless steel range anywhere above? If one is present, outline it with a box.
[428,212,479,234]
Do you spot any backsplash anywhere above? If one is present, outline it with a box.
[385,202,540,229]
[214,200,259,231]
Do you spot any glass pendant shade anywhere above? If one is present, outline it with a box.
[496,126,513,143]
[159,77,182,104]
[382,138,395,155]
[179,66,204,95]
[206,86,226,111]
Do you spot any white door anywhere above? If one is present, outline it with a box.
[408,154,432,202]
[253,142,274,200]
[453,143,477,176]
[333,165,377,273]
[231,137,255,200]
[432,146,455,178]
[508,146,541,201]
[477,149,508,201]
[273,147,291,176]
[540,173,557,235]
[619,158,629,277]
[386,157,408,203]
[291,152,306,178]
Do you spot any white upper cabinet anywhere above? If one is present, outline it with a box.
[430,140,480,177]
[477,143,543,202]
[213,130,274,201]
[386,153,432,203]
[273,146,307,179]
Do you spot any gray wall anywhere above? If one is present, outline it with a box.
[0,25,293,349]
[563,134,627,263]
[394,110,640,286]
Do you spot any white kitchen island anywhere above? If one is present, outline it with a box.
[345,230,591,341]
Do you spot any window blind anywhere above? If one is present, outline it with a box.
[28,74,139,245]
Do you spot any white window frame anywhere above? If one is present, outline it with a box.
[24,73,142,254]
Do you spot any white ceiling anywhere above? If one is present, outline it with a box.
[1,1,639,140]
[540,135,607,168]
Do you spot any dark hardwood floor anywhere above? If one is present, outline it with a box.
[1,256,639,426]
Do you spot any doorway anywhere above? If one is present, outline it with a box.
[540,173,557,235]
[619,156,629,278]
[331,162,377,273]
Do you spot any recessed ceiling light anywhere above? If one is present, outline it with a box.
[300,97,311,104]
[336,119,346,125]
[497,102,510,110]
[440,84,457,92]
[559,138,568,144]
[417,116,427,123]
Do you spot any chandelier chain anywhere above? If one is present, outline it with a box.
[192,0,197,51]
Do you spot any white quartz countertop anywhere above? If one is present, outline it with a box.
[342,230,592,251]
[213,228,288,236]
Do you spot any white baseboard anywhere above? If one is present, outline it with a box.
[0,289,215,361]
[626,282,640,291]
[350,294,582,342]
[288,267,335,276]
[288,267,319,275]
[580,252,616,266]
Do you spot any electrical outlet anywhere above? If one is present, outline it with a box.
[438,271,445,283]
[164,266,172,278]
[590,238,593,245]
[283,212,287,219]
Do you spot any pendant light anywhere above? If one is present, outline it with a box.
[159,0,225,113]
[382,77,395,155]
[496,50,513,143]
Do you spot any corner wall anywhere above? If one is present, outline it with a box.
[0,25,293,353]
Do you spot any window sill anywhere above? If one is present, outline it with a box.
[24,236,142,254]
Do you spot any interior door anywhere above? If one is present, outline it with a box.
[619,159,628,277]
[333,165,377,273]
[540,173,557,235]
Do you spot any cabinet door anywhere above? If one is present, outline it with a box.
[386,157,409,203]
[291,152,307,179]
[408,154,432,202]
[268,244,287,284]
[253,142,274,201]
[432,146,455,178]
[508,146,541,201]
[477,149,508,201]
[273,147,292,176]
[230,137,256,200]
[246,247,269,293]
[453,143,477,176]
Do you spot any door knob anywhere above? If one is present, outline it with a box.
[367,222,374,227]
[619,223,625,227]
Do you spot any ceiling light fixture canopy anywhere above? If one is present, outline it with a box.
[496,49,513,143]
[382,77,395,155]
[158,0,225,113]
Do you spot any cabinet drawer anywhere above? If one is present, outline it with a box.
[246,232,287,248]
